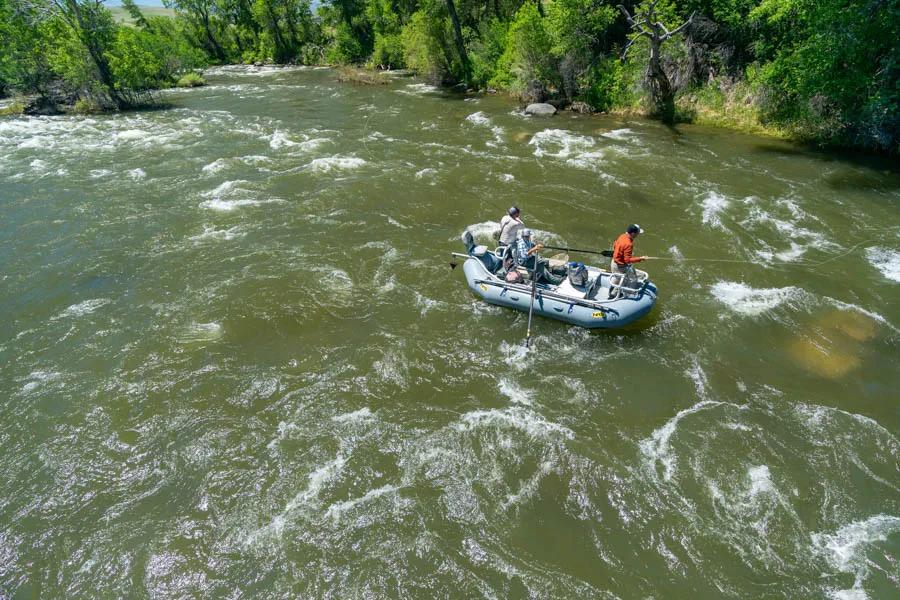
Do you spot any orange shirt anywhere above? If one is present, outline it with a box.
[613,233,642,265]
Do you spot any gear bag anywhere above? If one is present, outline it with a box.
[567,262,588,287]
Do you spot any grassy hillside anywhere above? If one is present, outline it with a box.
[109,5,175,25]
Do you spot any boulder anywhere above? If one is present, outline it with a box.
[525,103,557,116]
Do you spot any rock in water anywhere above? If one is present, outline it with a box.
[525,103,557,116]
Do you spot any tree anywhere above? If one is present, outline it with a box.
[618,0,693,123]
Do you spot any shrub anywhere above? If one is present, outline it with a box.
[176,72,206,87]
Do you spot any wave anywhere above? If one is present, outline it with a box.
[53,298,111,320]
[176,322,223,343]
[497,377,534,406]
[324,484,399,521]
[188,225,244,243]
[811,514,900,599]
[455,407,574,440]
[307,156,366,172]
[709,281,804,316]
[700,191,730,228]
[865,246,900,282]
[202,158,229,174]
[640,399,725,481]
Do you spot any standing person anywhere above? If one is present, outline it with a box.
[498,206,524,246]
[611,224,648,274]
[610,224,647,297]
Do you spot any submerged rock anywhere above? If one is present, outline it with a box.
[525,103,557,116]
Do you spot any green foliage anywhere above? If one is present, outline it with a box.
[72,97,102,113]
[108,26,166,91]
[401,10,451,82]
[0,99,26,115]
[325,21,366,64]
[371,33,405,68]
[468,19,508,89]
[176,71,206,86]
[748,0,899,150]
[582,56,631,112]
[494,3,555,93]
[1,0,895,150]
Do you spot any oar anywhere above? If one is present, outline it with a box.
[525,256,539,347]
[540,244,614,258]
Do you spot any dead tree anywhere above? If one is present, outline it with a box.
[618,2,693,124]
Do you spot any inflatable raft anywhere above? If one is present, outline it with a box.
[456,245,658,329]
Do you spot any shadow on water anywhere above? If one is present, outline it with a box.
[751,141,900,189]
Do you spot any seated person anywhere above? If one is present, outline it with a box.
[513,229,564,285]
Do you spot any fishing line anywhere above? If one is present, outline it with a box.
[641,239,876,270]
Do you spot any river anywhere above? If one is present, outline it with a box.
[1,65,898,598]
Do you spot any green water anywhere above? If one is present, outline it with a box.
[1,66,898,598]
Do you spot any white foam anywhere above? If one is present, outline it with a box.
[128,168,146,181]
[397,83,438,96]
[601,128,635,141]
[415,168,437,179]
[307,156,366,172]
[202,158,228,174]
[269,130,297,149]
[89,169,112,179]
[21,370,62,393]
[177,322,223,343]
[247,455,347,543]
[499,173,514,182]
[465,111,491,126]
[746,465,775,499]
[285,456,347,513]
[206,179,248,198]
[700,192,730,228]
[55,298,111,320]
[324,485,398,520]
[188,225,244,243]
[497,377,533,406]
[200,198,270,211]
[774,241,807,261]
[640,400,724,481]
[331,408,375,424]
[465,221,501,243]
[115,129,146,141]
[299,138,329,152]
[710,281,803,316]
[529,129,595,159]
[811,514,900,597]
[865,247,900,282]
[455,407,573,439]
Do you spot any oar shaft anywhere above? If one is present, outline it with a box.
[525,257,539,347]
[541,245,613,257]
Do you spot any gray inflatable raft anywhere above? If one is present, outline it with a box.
[458,248,658,329]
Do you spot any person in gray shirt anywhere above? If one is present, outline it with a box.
[498,206,524,246]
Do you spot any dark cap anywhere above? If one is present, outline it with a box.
[508,206,520,216]
[627,223,643,235]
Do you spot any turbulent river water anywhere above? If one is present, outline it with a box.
[1,66,899,599]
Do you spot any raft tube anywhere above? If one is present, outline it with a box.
[461,253,658,329]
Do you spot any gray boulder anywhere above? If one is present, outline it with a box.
[525,103,557,116]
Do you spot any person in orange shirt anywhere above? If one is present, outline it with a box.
[611,224,648,275]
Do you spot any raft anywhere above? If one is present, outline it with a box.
[458,247,658,329]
